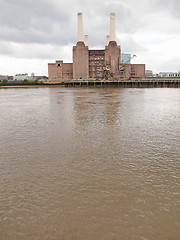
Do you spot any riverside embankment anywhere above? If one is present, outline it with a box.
[64,78,180,87]
[1,78,180,88]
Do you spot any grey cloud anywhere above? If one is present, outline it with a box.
[0,0,68,29]
[0,0,179,61]
[0,0,75,44]
[0,41,14,55]
[150,0,180,20]
[120,36,147,53]
[0,41,72,60]
[0,0,170,46]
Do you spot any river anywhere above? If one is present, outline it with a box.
[0,87,180,240]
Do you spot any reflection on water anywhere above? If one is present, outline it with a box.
[0,87,180,240]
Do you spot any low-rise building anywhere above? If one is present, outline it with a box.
[0,75,8,81]
[12,73,48,82]
[13,73,34,81]
[158,72,180,77]
[145,70,153,77]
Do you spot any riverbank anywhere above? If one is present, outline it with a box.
[1,78,180,88]
[0,84,65,88]
[64,79,180,88]
[0,79,65,88]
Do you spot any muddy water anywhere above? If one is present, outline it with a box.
[0,87,180,240]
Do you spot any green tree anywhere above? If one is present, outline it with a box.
[23,79,29,84]
[3,79,8,84]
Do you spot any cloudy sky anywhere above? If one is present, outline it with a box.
[0,0,180,76]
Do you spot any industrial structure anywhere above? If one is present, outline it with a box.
[48,13,145,82]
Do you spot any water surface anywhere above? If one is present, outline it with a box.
[0,87,180,240]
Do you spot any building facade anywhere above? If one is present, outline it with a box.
[13,73,33,81]
[145,70,153,77]
[158,72,180,77]
[0,75,13,81]
[48,13,145,82]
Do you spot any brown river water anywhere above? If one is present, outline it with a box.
[0,87,180,240]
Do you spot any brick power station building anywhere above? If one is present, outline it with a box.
[48,13,145,82]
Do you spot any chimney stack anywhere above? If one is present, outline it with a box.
[110,13,115,42]
[85,35,88,46]
[78,12,83,42]
[106,35,110,45]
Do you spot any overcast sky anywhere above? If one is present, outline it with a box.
[0,0,180,76]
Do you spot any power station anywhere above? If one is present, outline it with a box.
[48,13,145,82]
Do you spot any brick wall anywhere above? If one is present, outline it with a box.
[73,42,89,79]
[105,41,121,78]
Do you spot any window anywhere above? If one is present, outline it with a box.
[57,64,61,67]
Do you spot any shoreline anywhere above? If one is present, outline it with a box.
[0,85,65,88]
[1,79,180,89]
[1,85,180,89]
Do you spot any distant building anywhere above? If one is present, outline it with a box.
[13,73,48,81]
[121,53,131,64]
[48,13,145,81]
[158,72,180,77]
[145,70,153,77]
[13,73,34,81]
[34,76,48,81]
[0,75,13,81]
[0,75,9,80]
[0,73,48,82]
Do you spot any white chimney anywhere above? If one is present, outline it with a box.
[85,35,88,46]
[110,13,115,42]
[106,35,110,45]
[78,12,83,42]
